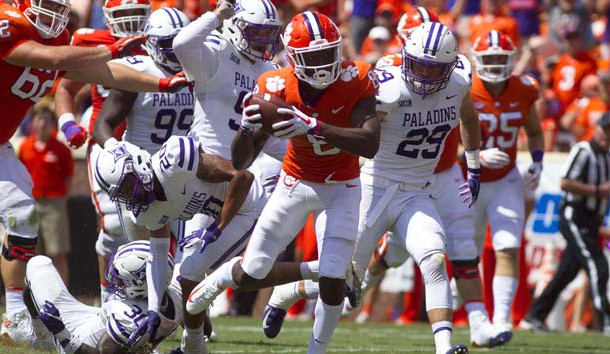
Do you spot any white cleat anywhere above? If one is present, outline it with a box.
[186,277,226,315]
[470,320,512,348]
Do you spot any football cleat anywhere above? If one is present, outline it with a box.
[470,320,512,348]
[518,317,549,332]
[445,344,469,354]
[488,329,513,347]
[186,277,226,315]
[1,310,33,344]
[262,305,287,339]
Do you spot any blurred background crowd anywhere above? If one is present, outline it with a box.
[6,0,610,337]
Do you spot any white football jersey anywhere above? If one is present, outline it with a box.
[361,55,472,186]
[112,55,194,154]
[130,136,277,230]
[185,31,280,158]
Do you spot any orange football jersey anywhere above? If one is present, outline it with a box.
[471,74,539,182]
[0,3,69,144]
[434,127,459,174]
[574,97,609,142]
[468,14,520,47]
[256,61,377,183]
[550,52,597,118]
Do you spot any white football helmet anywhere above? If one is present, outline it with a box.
[144,8,190,72]
[106,240,175,299]
[472,30,516,83]
[103,0,151,38]
[402,22,458,96]
[94,142,155,216]
[18,0,71,38]
[222,0,282,62]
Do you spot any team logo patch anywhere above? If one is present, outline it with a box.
[283,174,297,187]
[129,263,147,284]
[398,100,412,107]
[109,145,129,162]
[265,76,286,92]
[340,65,358,82]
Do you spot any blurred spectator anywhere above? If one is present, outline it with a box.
[468,0,521,47]
[508,0,540,39]
[547,0,595,52]
[520,113,610,334]
[18,106,74,285]
[349,0,378,54]
[563,74,606,141]
[598,0,610,60]
[361,25,391,64]
[358,3,401,57]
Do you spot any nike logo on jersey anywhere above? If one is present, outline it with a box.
[332,105,345,114]
[446,94,458,100]
[509,102,519,107]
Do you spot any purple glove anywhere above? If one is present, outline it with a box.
[459,168,481,208]
[61,121,88,149]
[127,310,160,346]
[39,301,65,335]
[178,223,222,253]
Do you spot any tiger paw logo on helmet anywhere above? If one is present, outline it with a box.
[340,65,358,82]
[265,76,286,93]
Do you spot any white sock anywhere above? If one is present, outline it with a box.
[431,320,453,354]
[210,256,241,288]
[269,282,302,309]
[300,261,319,281]
[361,270,383,295]
[147,237,171,313]
[302,279,320,299]
[465,301,490,327]
[492,275,518,326]
[182,325,205,353]
[6,288,26,314]
[308,300,343,354]
[100,283,111,304]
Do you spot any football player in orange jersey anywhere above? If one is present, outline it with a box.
[54,0,151,305]
[470,31,544,335]
[0,0,188,346]
[571,73,610,142]
[375,6,438,68]
[186,11,380,354]
[468,0,520,48]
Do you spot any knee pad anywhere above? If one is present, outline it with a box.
[2,235,37,262]
[418,252,447,284]
[451,258,480,280]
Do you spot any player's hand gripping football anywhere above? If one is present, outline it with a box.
[106,35,146,59]
[240,92,263,132]
[39,301,66,335]
[274,106,322,139]
[479,148,510,169]
[159,72,193,93]
[127,310,161,346]
[60,120,88,149]
[178,223,222,254]
[459,168,481,208]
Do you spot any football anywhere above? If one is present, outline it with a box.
[246,92,292,135]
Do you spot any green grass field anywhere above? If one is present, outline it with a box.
[2,317,610,354]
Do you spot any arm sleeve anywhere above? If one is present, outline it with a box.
[172,11,221,83]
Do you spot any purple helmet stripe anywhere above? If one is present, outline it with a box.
[162,8,177,29]
[178,137,185,168]
[263,0,276,19]
[430,23,444,54]
[311,12,324,39]
[303,11,322,40]
[116,247,150,258]
[170,8,183,27]
[209,221,255,269]
[424,22,436,54]
[187,137,195,171]
[416,7,429,22]
[259,0,271,18]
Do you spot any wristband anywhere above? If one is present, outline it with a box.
[531,149,544,163]
[58,113,76,130]
[104,137,119,148]
[464,149,480,169]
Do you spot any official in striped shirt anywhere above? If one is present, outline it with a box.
[522,111,610,333]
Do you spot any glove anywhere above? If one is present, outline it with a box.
[479,148,510,169]
[106,35,146,59]
[127,310,161,346]
[522,162,542,190]
[178,223,222,254]
[159,72,192,93]
[60,120,88,149]
[240,92,262,131]
[39,301,65,335]
[459,168,481,208]
[273,106,322,140]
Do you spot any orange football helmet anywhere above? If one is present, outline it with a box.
[472,30,516,83]
[103,0,151,38]
[14,0,70,38]
[396,7,439,45]
[283,11,342,89]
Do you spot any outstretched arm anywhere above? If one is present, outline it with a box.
[93,88,138,147]
[231,130,270,170]
[5,40,112,71]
